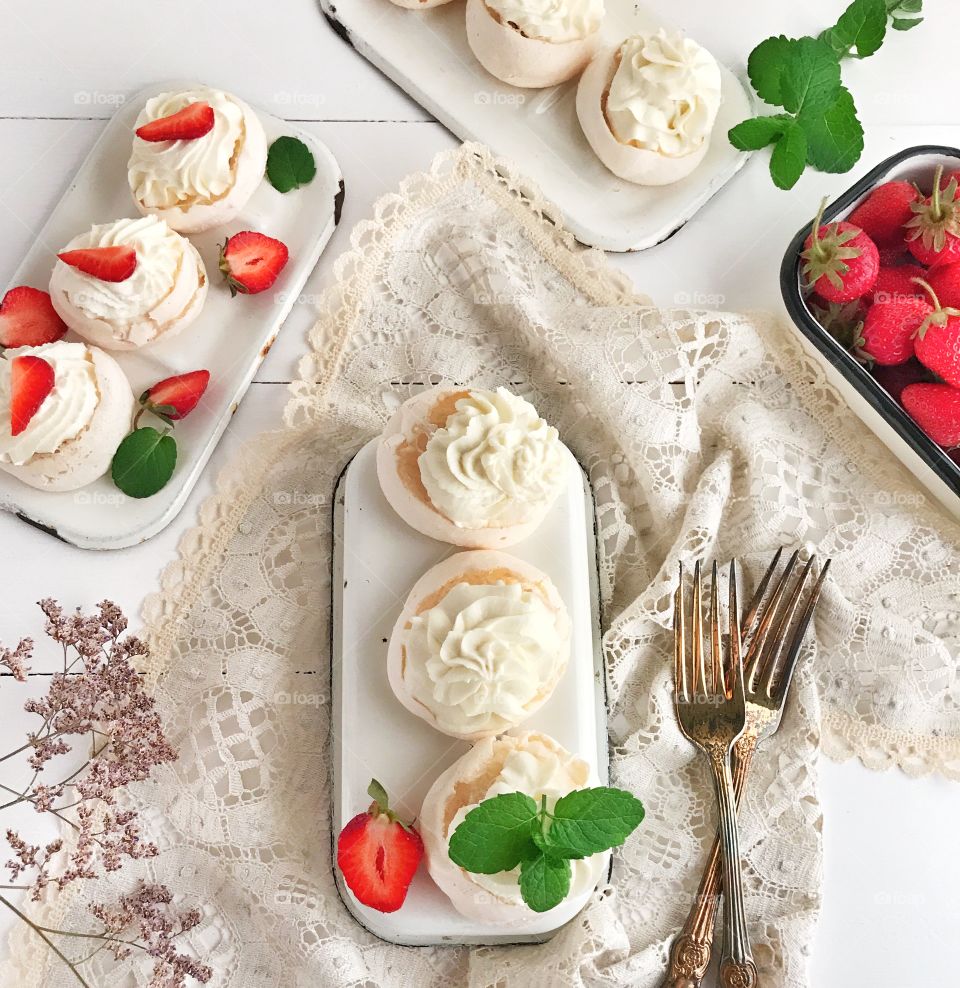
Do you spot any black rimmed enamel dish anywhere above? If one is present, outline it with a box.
[780,145,960,519]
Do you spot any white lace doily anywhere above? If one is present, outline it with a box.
[6,144,960,988]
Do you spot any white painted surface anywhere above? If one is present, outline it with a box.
[1,1,959,985]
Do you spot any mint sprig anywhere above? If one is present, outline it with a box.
[448,787,644,913]
[731,0,923,189]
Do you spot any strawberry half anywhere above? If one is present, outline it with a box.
[57,245,137,283]
[219,232,289,297]
[140,369,210,423]
[136,101,215,142]
[848,180,919,248]
[905,165,960,267]
[912,278,960,387]
[0,287,68,349]
[336,779,423,913]
[902,382,960,447]
[10,355,55,436]
[801,199,879,304]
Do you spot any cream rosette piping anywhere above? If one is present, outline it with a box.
[577,29,722,185]
[419,731,606,924]
[388,551,570,739]
[377,386,569,548]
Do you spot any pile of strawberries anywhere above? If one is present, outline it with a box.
[803,164,960,452]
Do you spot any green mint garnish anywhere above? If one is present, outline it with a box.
[111,427,177,499]
[448,786,644,912]
[732,0,923,190]
[266,136,317,194]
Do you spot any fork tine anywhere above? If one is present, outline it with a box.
[711,561,721,695]
[741,546,783,642]
[727,559,741,700]
[693,561,706,695]
[675,563,688,702]
[760,556,816,698]
[745,549,800,692]
[769,558,831,704]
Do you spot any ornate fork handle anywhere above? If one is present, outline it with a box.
[660,735,759,988]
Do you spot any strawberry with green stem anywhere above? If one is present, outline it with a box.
[911,278,960,386]
[860,295,931,366]
[849,180,919,248]
[801,198,879,303]
[905,165,960,267]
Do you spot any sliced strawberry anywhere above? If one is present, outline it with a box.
[0,287,68,349]
[10,355,54,436]
[336,780,423,913]
[140,370,210,422]
[136,101,215,142]
[219,231,289,297]
[57,245,137,283]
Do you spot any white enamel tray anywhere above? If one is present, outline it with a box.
[320,0,751,252]
[331,438,608,945]
[0,80,343,549]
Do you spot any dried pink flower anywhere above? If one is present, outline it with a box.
[0,637,32,681]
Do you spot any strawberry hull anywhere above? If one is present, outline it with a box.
[781,145,960,520]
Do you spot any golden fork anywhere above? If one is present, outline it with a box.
[664,550,830,988]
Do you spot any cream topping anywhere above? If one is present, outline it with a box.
[419,388,566,529]
[52,216,190,336]
[0,342,99,465]
[447,739,602,903]
[405,580,567,735]
[606,30,722,156]
[486,0,604,44]
[128,88,247,208]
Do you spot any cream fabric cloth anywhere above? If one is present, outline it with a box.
[6,144,960,988]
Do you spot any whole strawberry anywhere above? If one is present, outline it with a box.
[808,297,866,351]
[869,264,926,305]
[926,260,960,308]
[801,198,879,303]
[849,180,918,248]
[860,296,932,366]
[337,779,423,913]
[872,359,930,405]
[901,382,960,447]
[912,278,960,386]
[905,165,960,267]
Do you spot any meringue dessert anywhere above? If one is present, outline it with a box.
[0,341,135,492]
[390,0,456,8]
[376,386,568,548]
[388,550,570,739]
[420,731,606,924]
[465,0,604,88]
[49,216,208,351]
[128,87,268,234]
[577,29,722,185]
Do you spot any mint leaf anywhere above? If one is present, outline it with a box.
[769,121,808,190]
[546,788,645,858]
[111,427,177,499]
[519,852,571,913]
[799,87,864,173]
[728,114,790,151]
[747,35,795,106]
[779,37,843,115]
[266,136,317,193]
[448,792,538,874]
[822,0,887,58]
[888,0,922,29]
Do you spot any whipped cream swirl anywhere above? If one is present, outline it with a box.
[0,342,99,465]
[419,388,566,529]
[486,0,604,44]
[128,88,246,208]
[52,216,189,332]
[606,30,722,156]
[447,739,603,903]
[405,580,567,735]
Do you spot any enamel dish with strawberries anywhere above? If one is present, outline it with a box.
[320,1,751,251]
[331,413,608,944]
[0,80,342,549]
[781,146,960,520]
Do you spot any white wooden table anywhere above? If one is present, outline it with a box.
[1,2,959,984]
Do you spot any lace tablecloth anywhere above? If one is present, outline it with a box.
[7,144,960,988]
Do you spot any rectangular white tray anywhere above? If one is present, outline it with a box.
[331,438,608,945]
[0,80,343,549]
[321,0,751,252]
